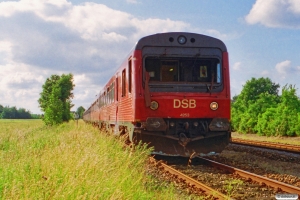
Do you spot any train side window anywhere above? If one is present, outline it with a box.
[217,63,221,83]
[122,69,126,97]
[107,87,110,104]
[104,92,106,105]
[111,82,115,102]
[128,59,132,93]
[116,78,118,101]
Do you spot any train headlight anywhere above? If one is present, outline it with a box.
[209,118,230,131]
[177,35,187,44]
[146,118,167,131]
[170,122,175,127]
[150,101,159,110]
[210,102,218,110]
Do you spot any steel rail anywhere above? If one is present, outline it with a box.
[198,157,300,196]
[149,157,230,200]
[231,138,300,154]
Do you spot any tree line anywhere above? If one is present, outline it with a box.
[231,77,300,136]
[1,73,85,123]
[0,105,41,119]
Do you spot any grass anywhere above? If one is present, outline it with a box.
[223,179,243,197]
[231,132,300,146]
[0,119,192,199]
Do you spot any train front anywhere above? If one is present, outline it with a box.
[133,32,231,157]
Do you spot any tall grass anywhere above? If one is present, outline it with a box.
[0,119,188,199]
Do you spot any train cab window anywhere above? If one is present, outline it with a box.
[145,57,222,93]
[122,69,126,97]
[176,59,221,83]
[145,59,160,81]
[145,57,221,84]
[161,61,178,82]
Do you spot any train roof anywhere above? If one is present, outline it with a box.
[135,32,227,52]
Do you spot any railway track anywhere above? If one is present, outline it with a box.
[150,156,300,199]
[196,157,300,196]
[231,138,300,154]
[149,157,229,199]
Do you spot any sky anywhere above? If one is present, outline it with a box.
[0,0,300,114]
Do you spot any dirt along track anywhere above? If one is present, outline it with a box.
[148,141,300,199]
[148,154,300,199]
[231,138,300,154]
[148,157,228,199]
[207,140,300,192]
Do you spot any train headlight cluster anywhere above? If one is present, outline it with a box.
[177,36,187,44]
[209,118,230,131]
[169,122,175,127]
[146,117,167,131]
[210,102,218,110]
[150,101,159,110]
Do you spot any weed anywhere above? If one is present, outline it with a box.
[223,179,243,197]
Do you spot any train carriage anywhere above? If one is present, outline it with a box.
[83,32,231,156]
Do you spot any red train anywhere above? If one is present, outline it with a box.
[83,32,231,156]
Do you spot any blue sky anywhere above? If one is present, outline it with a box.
[0,0,300,114]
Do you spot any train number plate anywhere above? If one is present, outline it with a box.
[180,113,190,117]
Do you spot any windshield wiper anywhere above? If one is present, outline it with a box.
[207,72,215,94]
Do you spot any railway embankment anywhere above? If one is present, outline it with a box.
[0,119,194,199]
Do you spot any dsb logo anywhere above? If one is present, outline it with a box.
[173,99,196,108]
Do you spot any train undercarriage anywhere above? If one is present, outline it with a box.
[133,131,231,157]
[132,117,231,156]
[89,117,231,157]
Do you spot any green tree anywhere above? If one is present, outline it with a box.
[38,75,60,112]
[17,108,32,119]
[1,106,17,119]
[76,106,86,119]
[38,73,75,125]
[231,77,280,133]
[0,104,3,114]
[257,85,300,136]
[0,105,33,119]
[43,86,63,125]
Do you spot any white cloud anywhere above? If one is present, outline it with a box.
[0,0,191,113]
[126,0,139,4]
[233,62,241,70]
[0,0,71,18]
[0,62,45,112]
[205,29,229,40]
[275,60,291,77]
[245,0,300,28]
[261,70,269,76]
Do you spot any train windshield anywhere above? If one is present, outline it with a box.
[145,57,223,93]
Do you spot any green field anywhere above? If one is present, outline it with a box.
[0,119,198,199]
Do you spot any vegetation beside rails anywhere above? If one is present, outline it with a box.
[232,132,300,146]
[232,77,300,137]
[0,119,191,199]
